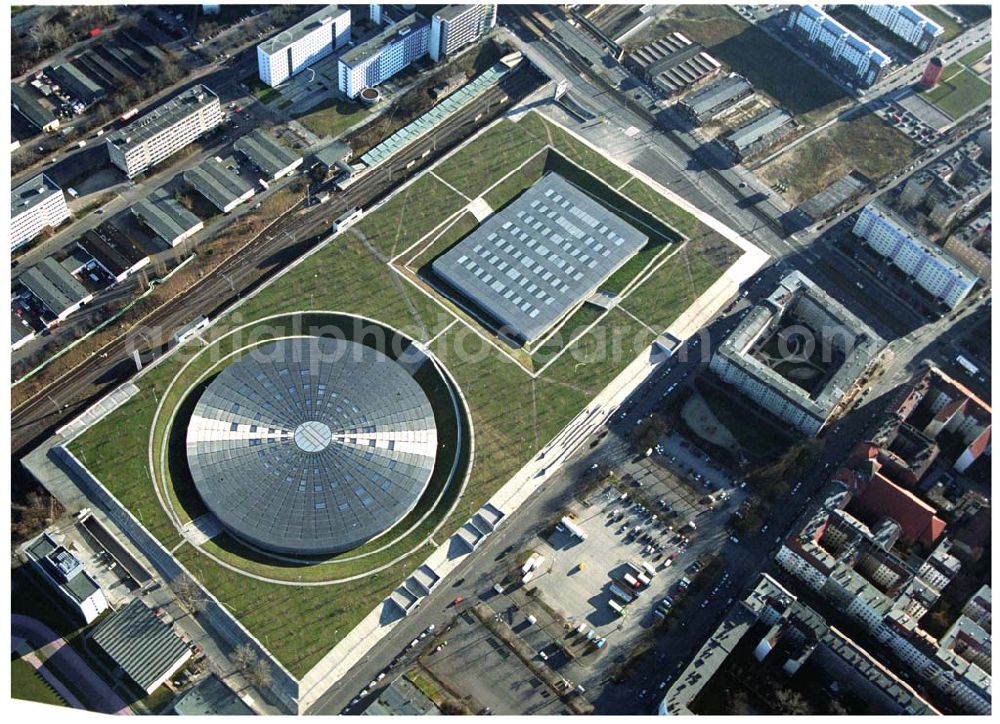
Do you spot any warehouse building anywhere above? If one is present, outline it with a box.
[234,129,303,181]
[17,256,94,324]
[338,13,432,99]
[131,189,204,247]
[46,61,106,106]
[257,5,352,87]
[78,224,153,284]
[432,172,647,344]
[11,84,59,133]
[721,107,793,160]
[183,158,256,213]
[11,172,70,252]
[89,599,192,695]
[429,4,497,62]
[852,202,978,310]
[624,32,722,97]
[106,85,222,178]
[859,5,943,52]
[785,5,891,88]
[22,531,109,625]
[710,271,884,436]
[677,73,753,123]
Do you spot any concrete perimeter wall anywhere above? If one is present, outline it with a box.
[48,445,300,713]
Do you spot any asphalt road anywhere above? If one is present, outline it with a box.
[12,614,131,715]
[11,65,544,460]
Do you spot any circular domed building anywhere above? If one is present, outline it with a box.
[185,336,438,556]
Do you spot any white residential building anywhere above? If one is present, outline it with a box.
[11,173,70,251]
[785,5,891,87]
[859,5,943,52]
[23,532,109,624]
[105,85,222,179]
[338,13,431,99]
[429,4,497,61]
[256,5,351,87]
[853,202,978,310]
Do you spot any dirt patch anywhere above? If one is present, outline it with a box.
[755,112,917,204]
[681,394,739,452]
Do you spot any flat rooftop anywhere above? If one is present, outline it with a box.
[183,158,255,211]
[79,224,152,277]
[340,12,428,68]
[11,172,63,217]
[106,85,218,150]
[716,271,884,421]
[861,201,979,282]
[258,5,348,56]
[432,172,648,343]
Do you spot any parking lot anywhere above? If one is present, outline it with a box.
[521,473,743,668]
[421,609,567,715]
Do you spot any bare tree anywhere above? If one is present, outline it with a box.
[248,659,272,689]
[12,490,56,542]
[28,23,57,52]
[230,642,258,675]
[173,573,207,613]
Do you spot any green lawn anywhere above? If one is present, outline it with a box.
[661,5,847,122]
[482,151,547,211]
[914,5,965,43]
[11,657,68,708]
[352,172,467,258]
[241,73,282,105]
[294,97,370,139]
[959,40,991,67]
[922,64,992,119]
[67,110,737,679]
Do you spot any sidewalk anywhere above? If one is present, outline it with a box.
[12,614,132,715]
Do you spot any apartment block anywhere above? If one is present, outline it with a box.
[11,173,70,252]
[338,13,431,99]
[709,271,884,436]
[106,85,222,179]
[660,574,940,715]
[858,4,943,52]
[429,4,497,62]
[776,476,991,714]
[785,5,891,88]
[853,202,978,310]
[943,212,991,282]
[257,5,351,87]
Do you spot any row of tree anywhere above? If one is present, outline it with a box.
[12,6,118,77]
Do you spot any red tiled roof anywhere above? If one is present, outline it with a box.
[856,473,945,547]
[965,426,991,460]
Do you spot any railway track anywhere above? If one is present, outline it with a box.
[12,65,544,458]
